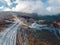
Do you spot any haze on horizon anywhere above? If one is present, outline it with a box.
[0,0,60,15]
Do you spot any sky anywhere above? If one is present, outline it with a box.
[0,0,60,15]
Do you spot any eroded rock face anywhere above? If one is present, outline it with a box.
[27,30,59,45]
[16,26,60,45]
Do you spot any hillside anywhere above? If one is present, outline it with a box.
[0,11,39,19]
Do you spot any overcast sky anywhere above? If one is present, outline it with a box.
[0,0,60,15]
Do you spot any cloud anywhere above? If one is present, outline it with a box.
[46,0,60,15]
[13,1,43,13]
[5,0,11,6]
[10,0,16,2]
[3,8,11,11]
[0,6,3,9]
[0,0,60,15]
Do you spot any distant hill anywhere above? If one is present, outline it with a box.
[0,11,60,21]
[38,14,60,21]
[0,11,39,19]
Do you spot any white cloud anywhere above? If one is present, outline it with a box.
[5,0,11,6]
[0,6,4,9]
[46,0,60,15]
[13,1,44,13]
[0,0,60,15]
[3,8,11,11]
[13,2,28,11]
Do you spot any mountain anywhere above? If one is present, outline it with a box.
[38,14,60,21]
[0,11,60,21]
[0,11,39,19]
